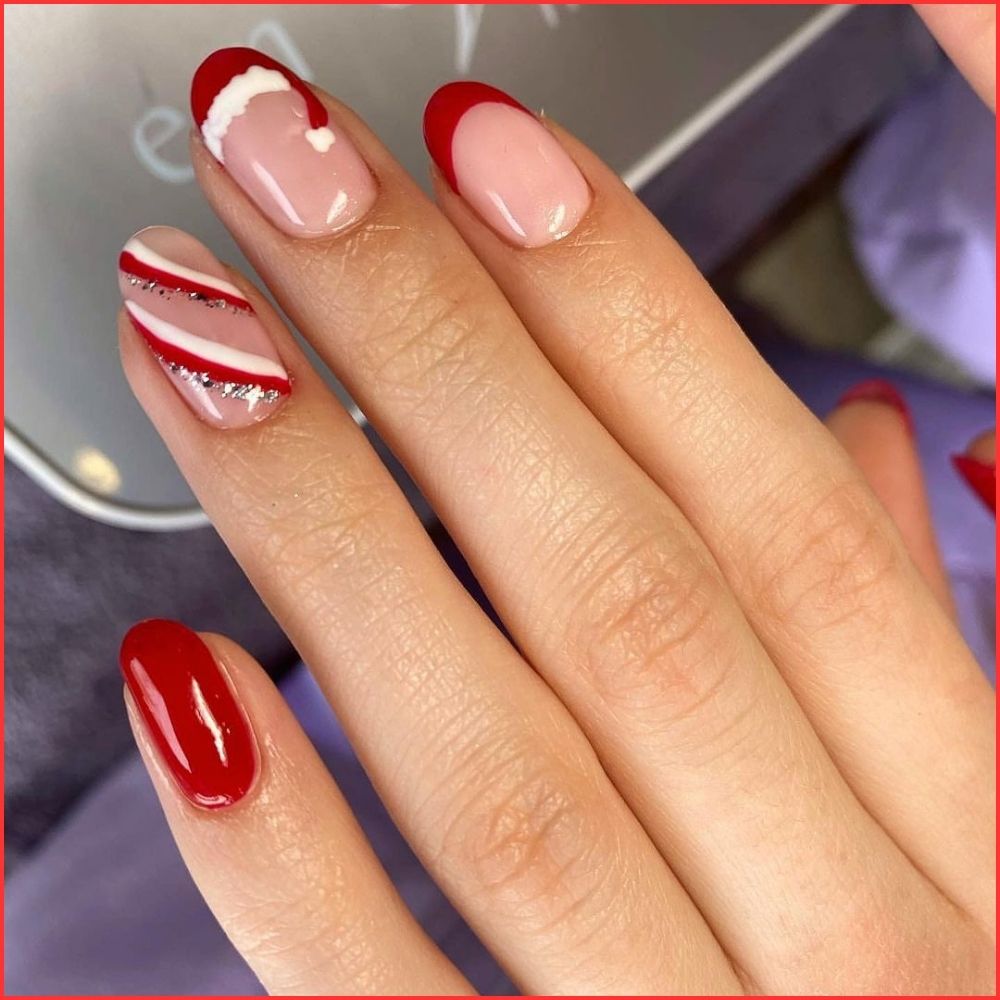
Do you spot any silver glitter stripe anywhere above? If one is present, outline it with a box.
[124,276,250,313]
[158,356,284,403]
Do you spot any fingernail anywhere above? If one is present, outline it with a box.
[835,379,914,436]
[423,81,591,248]
[191,47,377,238]
[119,225,290,428]
[120,619,258,809]
[951,454,996,515]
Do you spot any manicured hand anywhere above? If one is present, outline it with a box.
[115,41,995,996]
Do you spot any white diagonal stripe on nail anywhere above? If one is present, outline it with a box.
[123,238,248,303]
[125,300,288,382]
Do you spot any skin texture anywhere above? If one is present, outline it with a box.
[915,4,996,110]
[118,13,995,995]
[825,395,954,614]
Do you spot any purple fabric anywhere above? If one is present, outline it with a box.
[4,665,515,996]
[843,66,996,384]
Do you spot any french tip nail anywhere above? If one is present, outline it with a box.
[835,378,915,436]
[951,453,996,515]
[422,80,590,247]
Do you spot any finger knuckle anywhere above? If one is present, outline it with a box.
[560,237,705,403]
[437,750,611,930]
[262,487,392,607]
[214,425,403,633]
[235,894,386,994]
[564,524,738,722]
[750,475,901,637]
[223,827,389,992]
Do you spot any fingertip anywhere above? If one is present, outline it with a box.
[834,379,914,437]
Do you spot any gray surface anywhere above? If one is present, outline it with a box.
[2,459,292,870]
[648,4,942,271]
[4,3,822,517]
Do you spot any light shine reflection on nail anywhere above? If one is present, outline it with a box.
[326,189,349,226]
[486,190,528,242]
[252,160,305,227]
[192,679,228,766]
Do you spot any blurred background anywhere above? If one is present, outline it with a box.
[4,5,995,995]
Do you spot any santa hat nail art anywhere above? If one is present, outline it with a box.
[191,47,335,163]
[119,228,291,427]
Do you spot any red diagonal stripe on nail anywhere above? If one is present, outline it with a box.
[119,251,252,311]
[191,46,328,132]
[126,310,291,396]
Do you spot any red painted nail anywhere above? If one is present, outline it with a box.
[423,80,590,248]
[835,379,914,437]
[120,619,257,808]
[423,81,529,193]
[951,454,996,516]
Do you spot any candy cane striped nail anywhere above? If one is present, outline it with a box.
[119,226,290,428]
[191,47,377,238]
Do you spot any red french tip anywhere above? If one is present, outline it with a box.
[190,46,327,131]
[120,619,258,809]
[951,454,996,516]
[835,379,914,437]
[422,80,528,192]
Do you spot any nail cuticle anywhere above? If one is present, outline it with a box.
[835,378,915,437]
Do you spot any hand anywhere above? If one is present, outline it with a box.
[116,42,994,996]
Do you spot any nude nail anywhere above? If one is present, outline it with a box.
[424,81,591,249]
[191,47,377,238]
[119,226,290,428]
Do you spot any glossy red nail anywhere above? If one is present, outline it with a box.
[120,619,257,808]
[951,454,996,515]
[836,379,914,437]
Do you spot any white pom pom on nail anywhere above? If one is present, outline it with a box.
[305,127,336,153]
